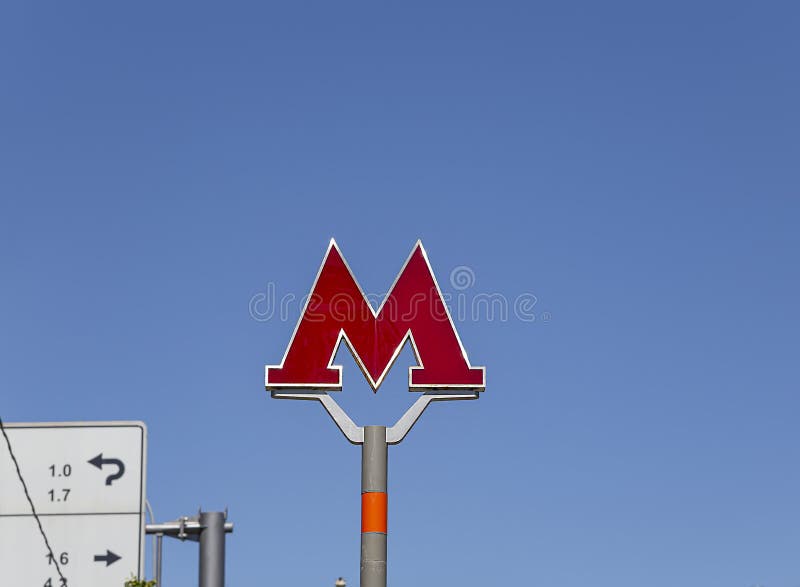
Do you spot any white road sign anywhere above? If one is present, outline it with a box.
[0,422,147,586]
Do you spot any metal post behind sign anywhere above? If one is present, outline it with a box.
[361,426,388,587]
[154,532,163,587]
[146,511,233,587]
[199,511,226,587]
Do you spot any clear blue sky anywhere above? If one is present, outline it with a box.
[2,2,799,586]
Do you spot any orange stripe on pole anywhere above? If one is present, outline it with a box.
[361,492,387,533]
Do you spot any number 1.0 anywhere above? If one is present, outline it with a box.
[48,464,72,477]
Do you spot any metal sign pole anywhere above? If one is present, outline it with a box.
[154,532,163,587]
[361,426,388,587]
[146,512,233,587]
[199,511,226,587]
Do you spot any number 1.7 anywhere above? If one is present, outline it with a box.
[48,489,70,502]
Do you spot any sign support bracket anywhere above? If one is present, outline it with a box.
[270,391,478,445]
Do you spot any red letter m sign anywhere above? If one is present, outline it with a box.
[266,240,485,392]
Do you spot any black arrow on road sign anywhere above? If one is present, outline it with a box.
[94,550,121,566]
[88,454,126,485]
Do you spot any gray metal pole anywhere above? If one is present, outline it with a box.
[198,511,226,587]
[361,426,387,587]
[155,532,163,587]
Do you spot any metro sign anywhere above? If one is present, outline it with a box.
[265,239,485,392]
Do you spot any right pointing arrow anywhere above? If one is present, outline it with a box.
[93,550,121,567]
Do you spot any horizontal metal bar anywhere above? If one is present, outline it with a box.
[145,521,234,535]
